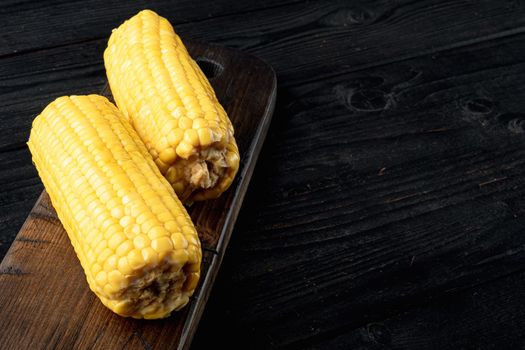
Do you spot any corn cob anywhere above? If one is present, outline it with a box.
[27,95,201,319]
[104,10,240,203]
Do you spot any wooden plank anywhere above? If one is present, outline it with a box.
[0,0,300,56]
[4,0,525,72]
[0,147,42,257]
[0,41,276,349]
[308,269,525,349]
[0,39,107,154]
[191,32,525,348]
[181,0,525,84]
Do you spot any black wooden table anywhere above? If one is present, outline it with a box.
[1,1,525,349]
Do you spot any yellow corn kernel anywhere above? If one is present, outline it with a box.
[133,234,151,250]
[178,116,193,130]
[118,257,134,276]
[159,148,176,164]
[183,272,200,292]
[175,141,195,159]
[104,10,240,202]
[116,240,134,256]
[108,232,126,250]
[171,232,188,250]
[152,237,174,254]
[141,247,160,265]
[197,128,214,147]
[184,129,200,147]
[27,95,201,319]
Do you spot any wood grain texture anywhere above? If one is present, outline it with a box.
[182,0,525,83]
[0,0,300,56]
[192,31,525,348]
[305,269,525,349]
[0,42,276,350]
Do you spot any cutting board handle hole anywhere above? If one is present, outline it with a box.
[196,57,224,79]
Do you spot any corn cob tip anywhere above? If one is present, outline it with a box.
[105,9,240,203]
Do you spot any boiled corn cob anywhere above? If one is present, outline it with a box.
[104,10,240,203]
[27,95,201,319]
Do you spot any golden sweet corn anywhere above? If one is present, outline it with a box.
[104,10,240,203]
[27,95,201,319]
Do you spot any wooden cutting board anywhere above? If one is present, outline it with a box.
[0,41,276,350]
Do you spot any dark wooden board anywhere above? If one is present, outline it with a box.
[191,31,525,348]
[0,42,276,350]
[304,268,525,349]
[0,0,300,57]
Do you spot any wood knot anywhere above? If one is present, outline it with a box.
[320,7,375,26]
[367,323,391,344]
[0,265,28,276]
[497,113,525,134]
[334,78,389,112]
[461,98,493,114]
[348,89,392,112]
